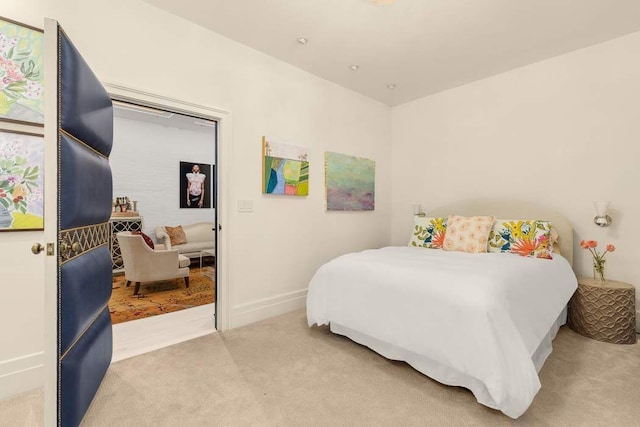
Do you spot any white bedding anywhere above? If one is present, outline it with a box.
[306,246,578,418]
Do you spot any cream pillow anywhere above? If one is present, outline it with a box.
[442,215,495,253]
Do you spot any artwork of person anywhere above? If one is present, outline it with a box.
[186,164,206,208]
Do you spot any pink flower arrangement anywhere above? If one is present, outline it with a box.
[580,240,615,282]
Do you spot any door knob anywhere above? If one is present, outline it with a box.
[31,243,44,255]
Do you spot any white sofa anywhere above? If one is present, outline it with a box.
[154,222,215,258]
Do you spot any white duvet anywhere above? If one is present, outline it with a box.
[307,246,577,418]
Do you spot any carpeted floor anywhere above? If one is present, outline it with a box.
[109,266,215,324]
[2,310,639,426]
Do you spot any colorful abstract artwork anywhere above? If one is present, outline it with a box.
[0,18,44,125]
[0,129,44,230]
[262,137,309,196]
[324,152,375,211]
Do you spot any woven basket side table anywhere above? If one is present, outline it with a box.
[569,277,636,345]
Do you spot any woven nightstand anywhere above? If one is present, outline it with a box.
[569,277,637,344]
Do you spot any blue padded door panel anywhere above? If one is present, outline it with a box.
[57,21,114,426]
[60,33,113,157]
[59,133,112,230]
[59,308,112,427]
[60,245,112,353]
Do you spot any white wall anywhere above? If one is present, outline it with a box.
[1,0,391,398]
[111,117,215,239]
[391,31,640,314]
[0,1,48,400]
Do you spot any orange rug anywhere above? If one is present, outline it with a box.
[109,266,215,324]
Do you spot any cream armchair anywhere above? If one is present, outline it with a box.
[117,231,191,296]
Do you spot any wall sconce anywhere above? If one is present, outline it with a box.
[593,201,612,227]
[412,204,425,217]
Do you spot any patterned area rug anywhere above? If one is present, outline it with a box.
[109,266,215,324]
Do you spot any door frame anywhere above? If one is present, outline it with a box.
[103,82,231,333]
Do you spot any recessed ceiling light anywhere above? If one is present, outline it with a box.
[349,64,360,71]
[297,36,308,45]
[386,84,396,89]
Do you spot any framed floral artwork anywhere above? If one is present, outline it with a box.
[0,129,43,231]
[0,17,44,126]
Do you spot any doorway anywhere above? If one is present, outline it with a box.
[103,86,229,360]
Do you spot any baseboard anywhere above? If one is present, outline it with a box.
[0,352,44,400]
[231,288,307,329]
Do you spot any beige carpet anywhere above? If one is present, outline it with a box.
[2,310,639,426]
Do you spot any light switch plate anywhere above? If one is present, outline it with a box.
[238,200,253,212]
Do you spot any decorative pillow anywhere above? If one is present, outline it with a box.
[442,215,495,253]
[409,216,447,249]
[488,219,554,259]
[165,225,187,246]
[132,230,155,249]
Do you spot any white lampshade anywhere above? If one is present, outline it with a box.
[593,201,612,227]
[594,201,610,217]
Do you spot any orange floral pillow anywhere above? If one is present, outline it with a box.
[442,215,495,253]
[165,225,187,246]
[487,219,554,259]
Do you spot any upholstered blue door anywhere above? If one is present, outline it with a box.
[56,23,114,426]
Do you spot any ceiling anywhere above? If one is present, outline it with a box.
[143,0,640,106]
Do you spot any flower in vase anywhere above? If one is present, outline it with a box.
[580,240,615,282]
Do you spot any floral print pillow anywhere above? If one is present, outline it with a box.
[409,216,447,249]
[488,219,554,259]
[442,215,495,253]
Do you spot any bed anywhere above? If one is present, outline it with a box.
[306,200,578,419]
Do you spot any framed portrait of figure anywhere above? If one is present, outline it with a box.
[179,161,212,209]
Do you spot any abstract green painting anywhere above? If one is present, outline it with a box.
[262,137,309,196]
[324,152,375,211]
[0,17,44,125]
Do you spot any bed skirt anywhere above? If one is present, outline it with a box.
[329,306,568,414]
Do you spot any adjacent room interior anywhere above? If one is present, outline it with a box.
[108,102,217,325]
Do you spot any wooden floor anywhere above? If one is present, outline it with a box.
[109,257,216,324]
